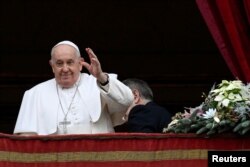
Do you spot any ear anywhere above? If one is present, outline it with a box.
[79,57,84,71]
[49,60,55,73]
[79,57,84,63]
[132,89,141,104]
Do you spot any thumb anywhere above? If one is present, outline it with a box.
[81,61,90,71]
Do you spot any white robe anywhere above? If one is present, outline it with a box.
[13,73,133,135]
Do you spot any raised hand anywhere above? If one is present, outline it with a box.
[82,48,108,83]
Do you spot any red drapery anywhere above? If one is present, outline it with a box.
[0,133,250,167]
[196,0,250,82]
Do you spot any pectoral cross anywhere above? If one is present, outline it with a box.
[59,118,71,134]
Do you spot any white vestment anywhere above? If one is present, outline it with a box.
[14,73,133,135]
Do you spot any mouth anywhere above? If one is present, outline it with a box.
[61,74,71,80]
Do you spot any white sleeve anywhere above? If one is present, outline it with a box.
[13,89,38,134]
[98,74,133,126]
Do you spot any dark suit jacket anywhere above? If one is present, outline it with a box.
[115,101,172,133]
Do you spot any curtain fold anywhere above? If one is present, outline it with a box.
[196,0,250,82]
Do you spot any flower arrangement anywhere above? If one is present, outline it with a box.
[163,80,250,136]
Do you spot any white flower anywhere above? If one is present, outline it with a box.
[168,119,179,128]
[214,116,220,123]
[240,87,250,100]
[225,80,242,90]
[214,94,224,101]
[221,98,230,107]
[202,108,217,119]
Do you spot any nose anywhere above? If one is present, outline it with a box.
[61,64,70,71]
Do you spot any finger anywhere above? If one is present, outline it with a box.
[91,58,102,73]
[81,62,90,70]
[85,47,97,59]
[90,57,100,66]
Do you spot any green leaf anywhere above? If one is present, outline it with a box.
[240,126,250,135]
[219,120,227,126]
[241,120,250,128]
[205,123,213,129]
[233,123,243,132]
[207,129,216,136]
[196,127,208,135]
[190,124,201,130]
[180,118,192,125]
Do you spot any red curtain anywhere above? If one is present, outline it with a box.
[196,0,250,82]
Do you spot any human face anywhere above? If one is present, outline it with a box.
[50,44,83,88]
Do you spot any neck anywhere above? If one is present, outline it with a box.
[139,99,151,105]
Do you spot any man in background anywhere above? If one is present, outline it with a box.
[115,78,172,133]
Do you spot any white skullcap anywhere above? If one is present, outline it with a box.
[53,40,80,53]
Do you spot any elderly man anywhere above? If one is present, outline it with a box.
[14,41,133,135]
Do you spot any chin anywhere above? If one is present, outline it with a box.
[61,83,74,88]
[59,80,74,88]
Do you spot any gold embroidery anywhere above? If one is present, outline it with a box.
[0,150,207,163]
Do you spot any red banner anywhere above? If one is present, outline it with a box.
[0,133,249,167]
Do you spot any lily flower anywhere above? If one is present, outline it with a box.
[202,108,217,119]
